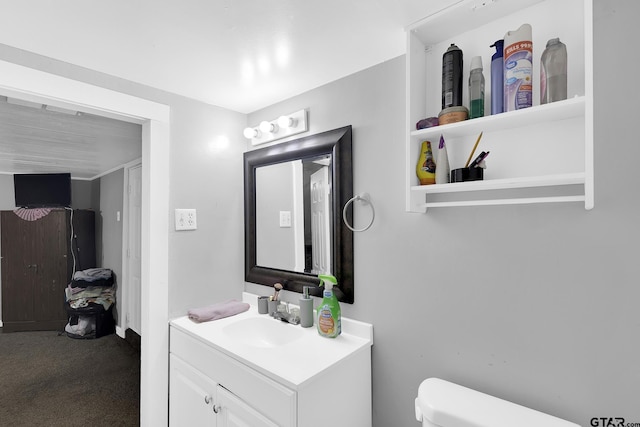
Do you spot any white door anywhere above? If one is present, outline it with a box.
[310,166,331,275]
[169,354,218,427]
[126,163,142,335]
[216,385,278,427]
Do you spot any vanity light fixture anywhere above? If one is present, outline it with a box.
[244,109,308,146]
[277,115,296,129]
[243,127,261,139]
[259,120,278,134]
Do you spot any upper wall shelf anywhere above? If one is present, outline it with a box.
[405,0,593,212]
[411,96,584,141]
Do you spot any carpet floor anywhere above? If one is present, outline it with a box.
[0,329,140,427]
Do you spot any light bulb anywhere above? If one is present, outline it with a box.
[277,115,296,129]
[243,127,259,139]
[259,120,277,133]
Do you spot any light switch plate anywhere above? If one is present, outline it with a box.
[175,209,197,230]
[279,211,292,228]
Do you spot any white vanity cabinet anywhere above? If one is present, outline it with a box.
[216,385,280,427]
[169,354,218,426]
[170,353,278,427]
[169,299,373,427]
[406,0,593,211]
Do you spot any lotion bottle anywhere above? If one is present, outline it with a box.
[490,40,504,114]
[299,286,314,328]
[416,140,436,185]
[317,275,341,338]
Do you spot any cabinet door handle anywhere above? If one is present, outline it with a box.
[204,395,212,404]
[213,404,221,414]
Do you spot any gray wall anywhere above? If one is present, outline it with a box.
[90,179,102,266]
[165,93,247,315]
[70,180,93,209]
[246,2,640,426]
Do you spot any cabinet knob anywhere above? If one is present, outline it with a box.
[213,405,221,414]
[204,395,212,404]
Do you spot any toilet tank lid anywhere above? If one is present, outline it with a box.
[415,378,580,427]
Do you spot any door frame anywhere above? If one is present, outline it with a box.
[0,60,170,426]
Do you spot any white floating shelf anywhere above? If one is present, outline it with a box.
[411,173,585,195]
[421,195,586,209]
[410,97,585,141]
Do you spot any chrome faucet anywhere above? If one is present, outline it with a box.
[273,301,301,325]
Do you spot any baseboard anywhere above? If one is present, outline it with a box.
[115,325,125,338]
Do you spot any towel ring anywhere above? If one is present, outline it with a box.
[342,192,375,232]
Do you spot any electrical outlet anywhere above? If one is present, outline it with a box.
[175,209,197,230]
[279,211,292,228]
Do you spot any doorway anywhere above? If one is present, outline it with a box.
[0,59,170,425]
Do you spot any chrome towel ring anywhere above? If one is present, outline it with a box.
[342,192,375,232]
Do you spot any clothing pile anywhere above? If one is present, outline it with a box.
[64,268,115,338]
[65,268,115,310]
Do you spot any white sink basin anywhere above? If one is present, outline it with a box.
[222,316,305,348]
[171,294,373,387]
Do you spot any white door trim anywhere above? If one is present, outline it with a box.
[0,59,170,427]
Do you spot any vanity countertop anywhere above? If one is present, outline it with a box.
[170,292,373,389]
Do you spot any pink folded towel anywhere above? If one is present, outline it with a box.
[187,299,250,323]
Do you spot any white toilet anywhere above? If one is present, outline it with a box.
[415,378,581,427]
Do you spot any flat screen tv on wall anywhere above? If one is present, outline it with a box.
[14,173,72,208]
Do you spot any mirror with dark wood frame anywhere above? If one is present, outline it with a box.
[244,126,354,303]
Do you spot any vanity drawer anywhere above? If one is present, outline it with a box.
[170,326,296,427]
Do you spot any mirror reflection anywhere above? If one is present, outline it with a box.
[256,155,332,275]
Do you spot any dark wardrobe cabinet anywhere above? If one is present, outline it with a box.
[1,209,96,332]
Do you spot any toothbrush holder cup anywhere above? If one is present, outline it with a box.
[257,296,269,314]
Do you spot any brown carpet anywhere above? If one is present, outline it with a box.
[0,329,140,427]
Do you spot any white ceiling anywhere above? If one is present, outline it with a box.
[0,97,142,180]
[0,0,457,114]
[0,0,459,179]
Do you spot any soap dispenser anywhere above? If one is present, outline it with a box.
[317,275,341,338]
[299,286,314,328]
